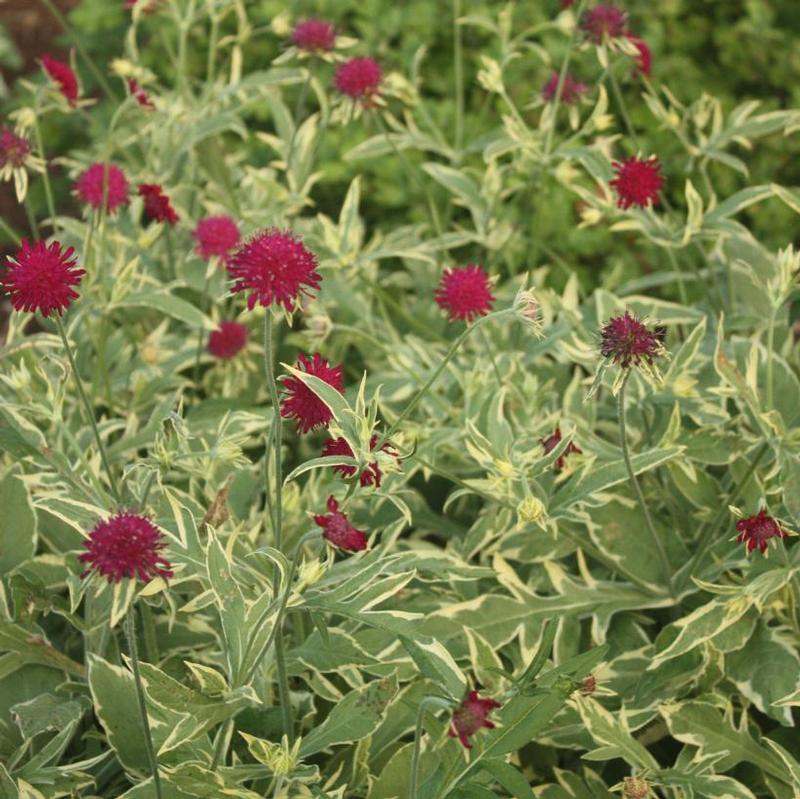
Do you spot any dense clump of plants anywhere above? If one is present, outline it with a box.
[1,1,800,797]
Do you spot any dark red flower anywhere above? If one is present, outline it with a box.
[2,239,85,317]
[41,55,79,105]
[334,57,382,103]
[435,265,494,323]
[736,510,788,555]
[561,0,576,6]
[74,162,129,213]
[600,311,664,369]
[449,691,501,749]
[314,496,368,552]
[542,72,589,105]
[292,19,336,53]
[208,321,248,360]
[626,35,652,77]
[0,127,31,169]
[541,427,582,472]
[127,78,155,109]
[281,353,344,434]
[228,229,321,311]
[138,183,178,225]
[610,157,664,210]
[581,5,628,43]
[79,512,174,583]
[193,215,240,262]
[322,435,397,488]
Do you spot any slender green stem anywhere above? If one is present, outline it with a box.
[193,271,212,384]
[55,316,121,504]
[206,10,220,85]
[766,310,776,411]
[124,609,163,799]
[410,698,441,799]
[286,70,312,178]
[39,0,118,101]
[32,117,58,235]
[479,327,503,388]
[453,0,464,152]
[262,313,293,743]
[0,215,21,246]
[617,372,673,596]
[607,65,639,149]
[177,0,198,98]
[165,227,176,281]
[23,196,40,239]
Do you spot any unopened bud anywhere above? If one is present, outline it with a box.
[513,287,544,337]
[623,776,650,799]
[517,496,545,524]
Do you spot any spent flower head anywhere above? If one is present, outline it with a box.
[581,5,628,43]
[0,126,31,169]
[127,78,155,109]
[600,311,666,369]
[314,497,368,552]
[449,691,501,749]
[138,183,179,225]
[735,509,790,555]
[322,435,398,488]
[541,427,583,472]
[542,72,589,105]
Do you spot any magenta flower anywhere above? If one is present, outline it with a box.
[42,55,79,105]
[600,311,664,369]
[138,183,179,225]
[0,127,31,169]
[292,19,336,52]
[736,510,788,555]
[208,321,248,360]
[127,78,155,109]
[322,435,397,488]
[334,57,382,103]
[75,163,129,213]
[435,265,494,323]
[281,353,344,434]
[611,157,664,209]
[542,72,589,105]
[314,496,368,552]
[449,691,501,749]
[193,215,241,262]
[581,5,628,43]
[541,427,582,472]
[626,34,652,77]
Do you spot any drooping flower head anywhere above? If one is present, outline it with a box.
[435,265,495,323]
[41,55,79,105]
[79,512,174,583]
[599,311,665,369]
[2,240,85,317]
[0,127,31,169]
[541,427,582,472]
[542,72,589,105]
[228,229,321,311]
[626,34,652,77]
[314,496,368,552]
[322,435,398,488]
[74,162,130,213]
[281,353,344,434]
[611,156,664,210]
[581,5,628,43]
[735,509,789,555]
[449,691,501,749]
[292,19,336,53]
[208,321,248,360]
[127,78,155,109]
[138,183,179,225]
[193,215,241,262]
[334,57,383,103]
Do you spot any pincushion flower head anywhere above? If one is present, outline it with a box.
[735,509,789,555]
[580,5,628,43]
[435,265,495,323]
[626,35,652,77]
[292,19,336,53]
[599,311,666,369]
[194,215,241,262]
[75,162,129,213]
[449,691,501,749]
[611,157,664,210]
[541,427,582,472]
[542,72,589,105]
[3,240,85,317]
[228,228,321,312]
[314,497,368,552]
[79,512,173,583]
[41,55,79,105]
[281,353,344,434]
[322,435,398,488]
[335,57,383,103]
[138,183,178,225]
[0,127,31,170]
[208,321,248,360]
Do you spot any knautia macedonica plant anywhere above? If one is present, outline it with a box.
[1,2,800,798]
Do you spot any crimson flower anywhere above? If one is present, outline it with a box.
[138,183,178,225]
[127,78,155,109]
[42,55,79,105]
[208,321,248,360]
[435,265,494,323]
[581,5,628,43]
[0,127,31,169]
[542,72,589,105]
[74,162,129,213]
[322,435,397,488]
[449,691,501,749]
[541,427,582,472]
[611,157,664,210]
[626,34,652,77]
[334,57,382,103]
[194,215,240,262]
[3,240,84,317]
[281,353,344,434]
[292,19,336,53]
[600,311,664,369]
[735,510,788,555]
[228,229,321,311]
[314,496,368,552]
[79,512,174,583]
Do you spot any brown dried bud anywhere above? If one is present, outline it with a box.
[580,674,597,696]
[623,776,650,799]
